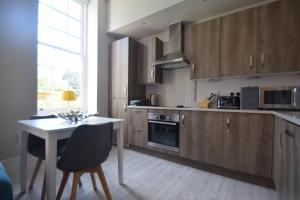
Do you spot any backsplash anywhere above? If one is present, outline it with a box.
[146,68,300,107]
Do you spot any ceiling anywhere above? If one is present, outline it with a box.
[107,0,277,39]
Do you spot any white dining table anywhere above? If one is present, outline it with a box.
[18,116,124,200]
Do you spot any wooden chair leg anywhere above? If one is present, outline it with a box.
[70,172,81,200]
[90,173,97,190]
[97,166,112,200]
[56,171,70,200]
[41,172,46,200]
[29,158,43,190]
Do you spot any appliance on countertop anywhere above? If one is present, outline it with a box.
[217,92,240,109]
[259,86,300,110]
[152,22,190,69]
[129,99,149,106]
[150,94,159,106]
[240,87,260,110]
[148,112,180,152]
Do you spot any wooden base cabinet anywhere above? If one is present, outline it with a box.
[128,108,148,147]
[179,111,223,166]
[274,117,300,200]
[222,113,274,178]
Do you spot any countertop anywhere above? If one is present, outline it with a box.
[128,106,300,126]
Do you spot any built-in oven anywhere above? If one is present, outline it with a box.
[148,112,179,152]
[259,86,300,110]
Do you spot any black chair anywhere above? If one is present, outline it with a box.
[27,115,70,199]
[56,123,113,200]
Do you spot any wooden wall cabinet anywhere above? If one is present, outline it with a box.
[140,37,163,84]
[128,108,148,147]
[257,0,300,74]
[222,113,273,178]
[220,8,257,77]
[179,111,223,166]
[191,19,220,79]
[110,37,145,145]
[273,117,300,200]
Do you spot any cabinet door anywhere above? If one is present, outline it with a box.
[128,108,148,147]
[220,8,257,77]
[140,37,163,84]
[111,98,128,145]
[111,38,129,99]
[191,19,220,79]
[180,111,223,166]
[222,113,273,177]
[257,0,300,74]
[273,117,285,191]
[282,122,300,200]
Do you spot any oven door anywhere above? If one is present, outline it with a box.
[260,87,294,109]
[148,120,179,152]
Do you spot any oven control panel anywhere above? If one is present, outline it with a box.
[148,113,180,122]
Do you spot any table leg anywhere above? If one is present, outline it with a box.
[20,128,28,193]
[116,121,124,185]
[45,133,57,200]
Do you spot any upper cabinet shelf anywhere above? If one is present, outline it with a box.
[190,0,300,80]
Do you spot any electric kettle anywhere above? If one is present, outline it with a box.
[150,94,158,106]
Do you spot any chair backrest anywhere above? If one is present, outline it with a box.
[27,115,57,153]
[57,123,113,172]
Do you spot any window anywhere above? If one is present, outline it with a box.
[37,0,86,112]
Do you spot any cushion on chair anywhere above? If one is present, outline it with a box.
[0,162,13,200]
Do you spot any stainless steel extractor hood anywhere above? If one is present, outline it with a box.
[153,22,190,69]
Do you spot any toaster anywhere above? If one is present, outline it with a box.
[217,94,240,109]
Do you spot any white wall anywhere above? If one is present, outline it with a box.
[0,0,38,181]
[146,69,300,107]
[97,0,115,116]
[107,0,183,31]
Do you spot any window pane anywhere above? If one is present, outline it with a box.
[39,0,52,6]
[67,35,81,53]
[38,25,67,49]
[68,0,82,20]
[38,66,52,110]
[39,4,68,32]
[68,18,81,38]
[38,44,82,70]
[52,0,68,14]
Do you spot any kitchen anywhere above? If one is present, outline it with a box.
[109,0,300,199]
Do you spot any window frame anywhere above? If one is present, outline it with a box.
[37,0,88,113]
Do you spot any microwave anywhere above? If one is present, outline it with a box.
[259,86,300,110]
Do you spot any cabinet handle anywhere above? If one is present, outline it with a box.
[226,118,230,134]
[123,85,128,97]
[191,63,195,74]
[260,53,265,67]
[280,132,283,147]
[285,129,295,138]
[181,114,185,128]
[123,101,127,112]
[151,68,155,79]
[134,129,143,132]
[249,55,253,69]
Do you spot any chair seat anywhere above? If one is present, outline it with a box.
[29,139,68,159]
